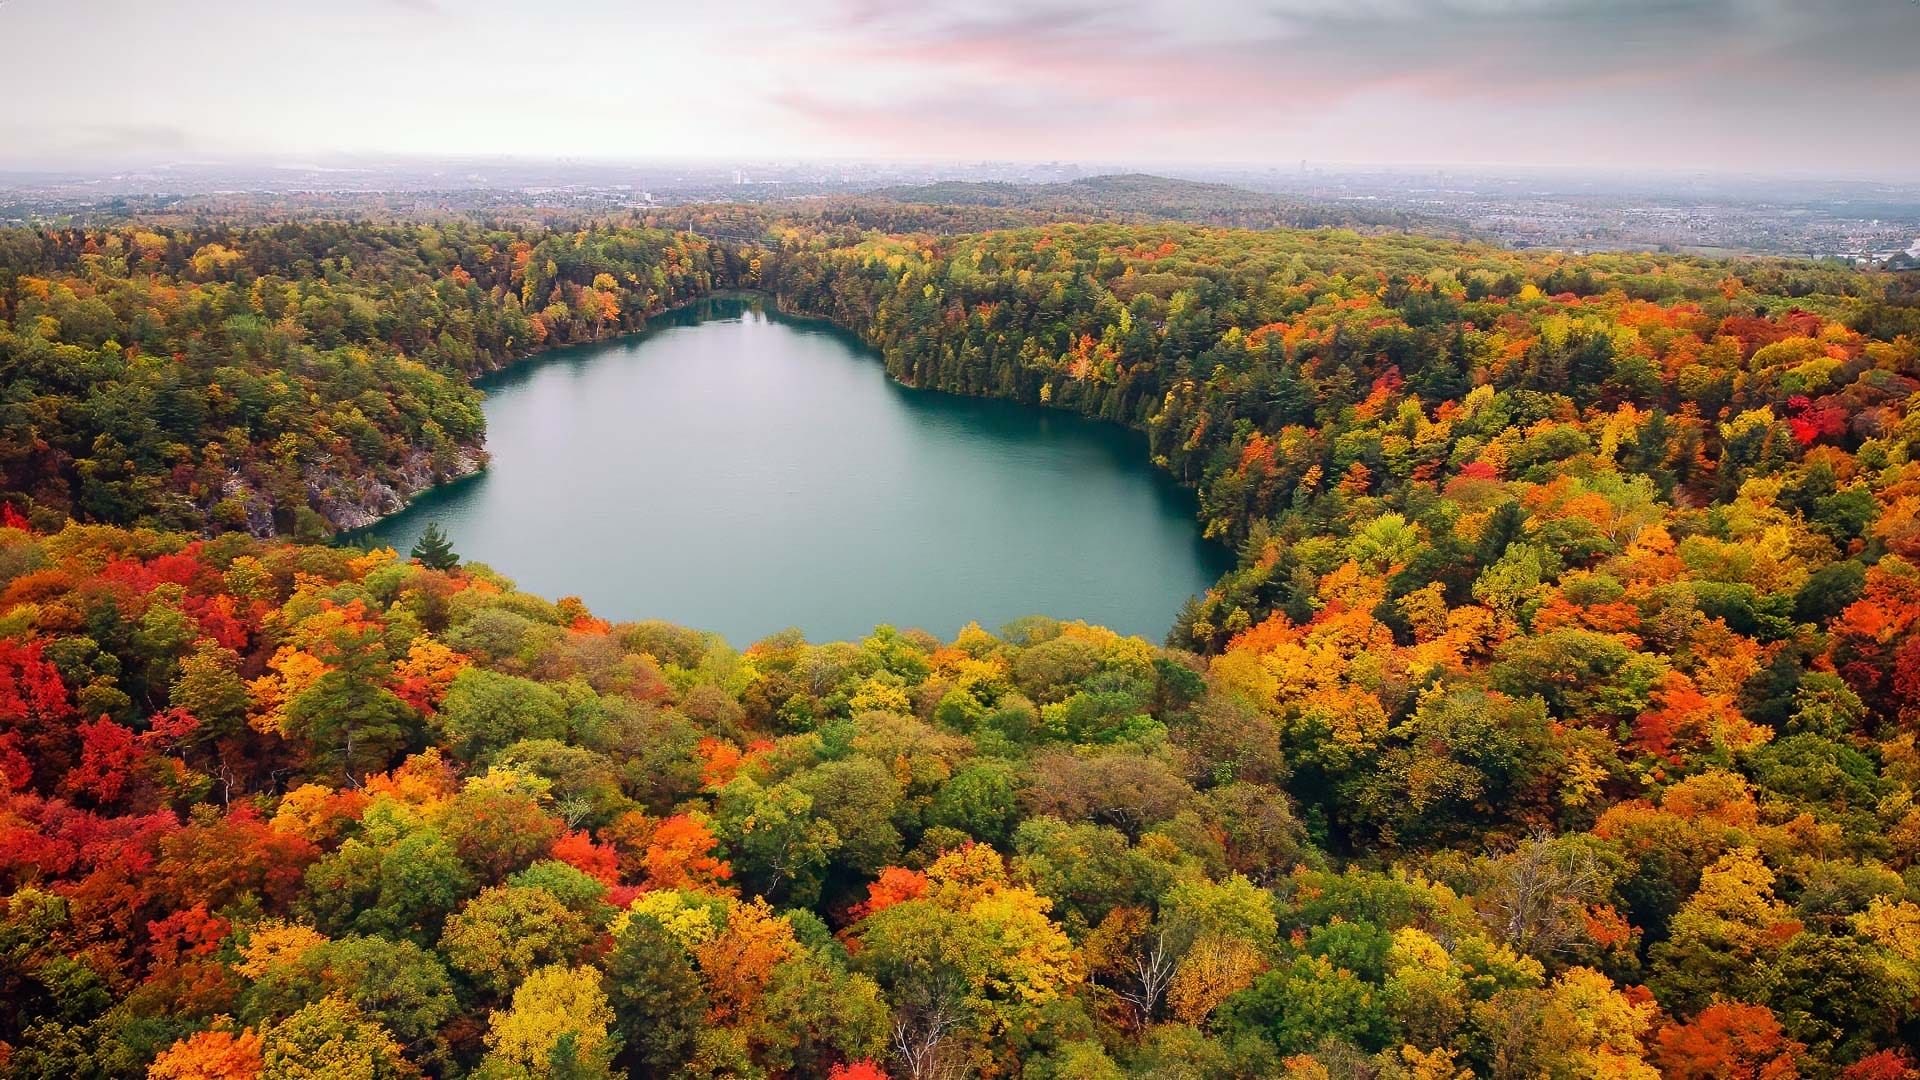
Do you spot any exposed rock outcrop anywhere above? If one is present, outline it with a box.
[211,444,485,538]
[305,446,486,532]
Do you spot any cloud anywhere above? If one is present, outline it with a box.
[775,87,1155,159]
[0,122,202,166]
[768,0,1920,168]
[2,0,1915,171]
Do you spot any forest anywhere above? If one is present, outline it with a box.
[2,211,1920,1078]
[0,223,743,536]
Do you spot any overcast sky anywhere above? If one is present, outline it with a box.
[3,0,1917,175]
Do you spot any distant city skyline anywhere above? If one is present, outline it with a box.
[4,0,1918,177]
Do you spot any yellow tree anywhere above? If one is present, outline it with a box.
[1649,848,1800,1015]
[1533,967,1660,1080]
[853,846,1081,1079]
[478,965,617,1079]
[260,995,417,1080]
[1167,933,1267,1024]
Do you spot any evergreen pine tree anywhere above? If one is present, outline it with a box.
[411,523,459,571]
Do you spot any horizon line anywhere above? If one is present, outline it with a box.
[3,153,1920,190]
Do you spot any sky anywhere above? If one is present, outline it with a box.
[3,0,1918,176]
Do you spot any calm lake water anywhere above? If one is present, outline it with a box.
[361,297,1231,646]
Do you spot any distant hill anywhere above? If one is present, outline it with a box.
[877,174,1273,211]
[641,173,1461,249]
[869,173,1452,232]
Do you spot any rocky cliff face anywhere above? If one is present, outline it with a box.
[215,444,486,538]
[304,446,486,532]
[216,474,279,537]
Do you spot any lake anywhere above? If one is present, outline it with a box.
[360,296,1232,646]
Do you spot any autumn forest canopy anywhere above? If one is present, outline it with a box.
[3,198,1920,1079]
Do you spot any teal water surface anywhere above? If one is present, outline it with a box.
[361,297,1231,645]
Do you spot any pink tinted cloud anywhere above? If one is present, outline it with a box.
[766,0,1920,165]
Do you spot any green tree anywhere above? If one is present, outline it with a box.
[281,614,416,786]
[434,669,571,762]
[928,760,1021,847]
[747,957,890,1076]
[409,523,459,571]
[1349,688,1555,845]
[602,915,707,1076]
[441,885,594,996]
[1217,953,1399,1056]
[243,935,457,1066]
[1763,934,1905,1062]
[300,830,475,945]
[713,776,839,905]
[170,641,252,739]
[792,756,903,878]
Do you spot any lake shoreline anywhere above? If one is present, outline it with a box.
[340,288,764,539]
[344,288,1236,580]
[351,299,1232,643]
